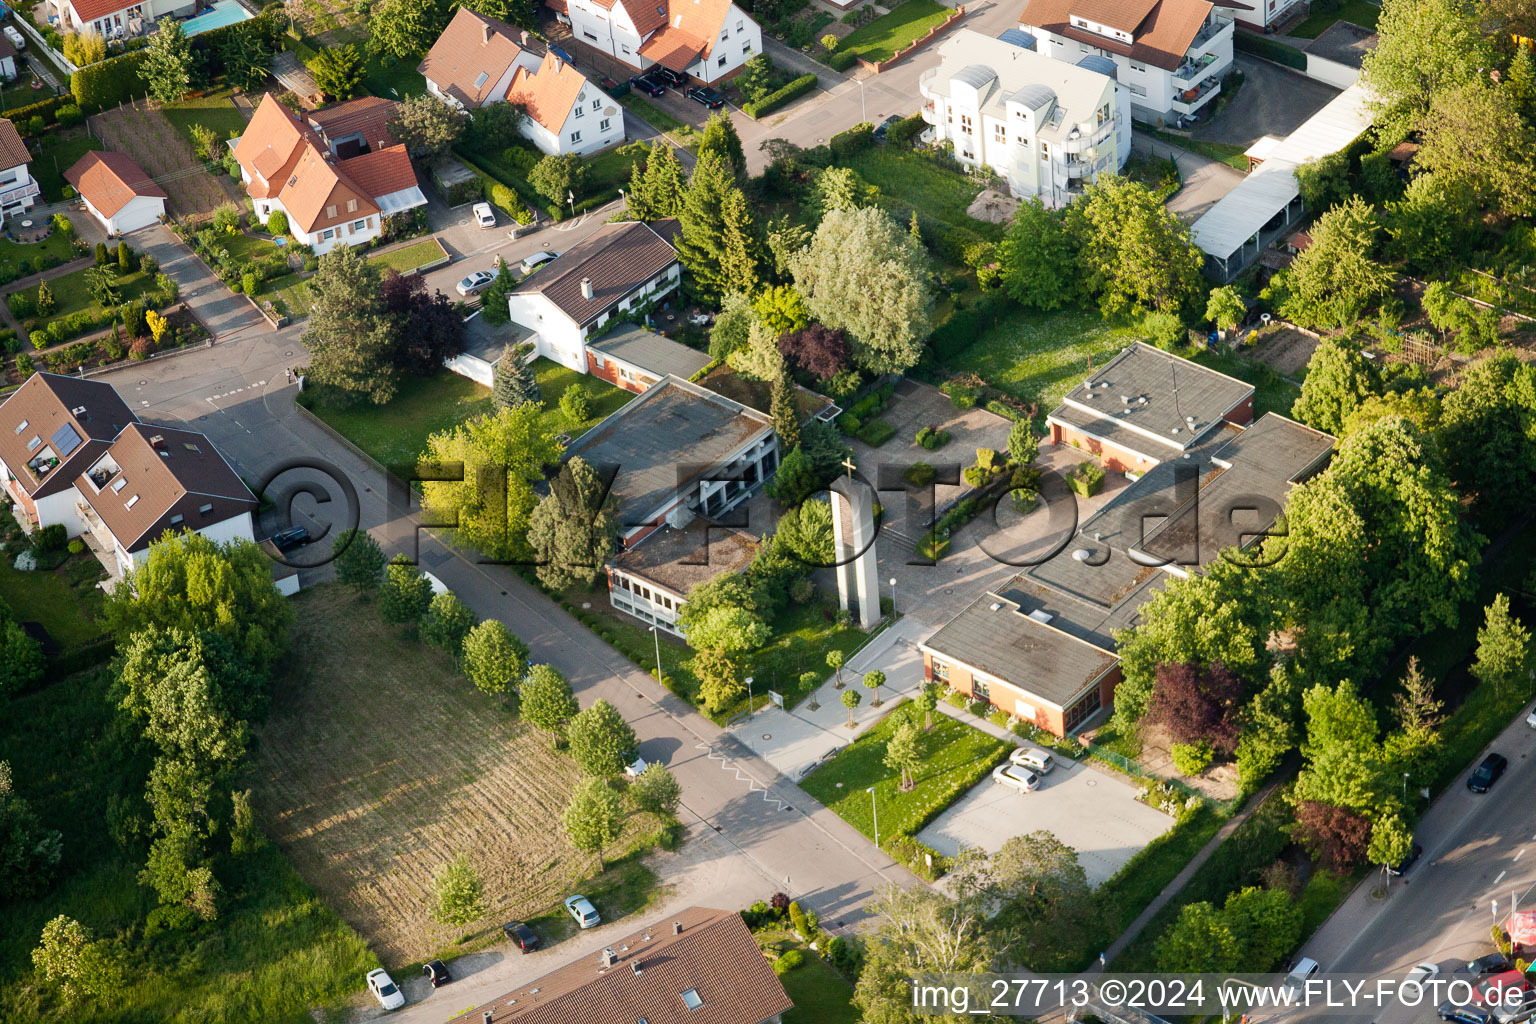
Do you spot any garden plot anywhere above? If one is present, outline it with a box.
[88,103,241,219]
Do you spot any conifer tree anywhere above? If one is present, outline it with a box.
[676,154,762,301]
[492,343,541,409]
[626,140,687,220]
[771,370,800,451]
[698,113,747,179]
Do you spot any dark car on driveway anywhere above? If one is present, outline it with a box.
[1468,753,1508,793]
[550,45,576,64]
[1440,1000,1495,1024]
[630,73,666,96]
[686,85,724,108]
[270,525,309,551]
[873,114,902,140]
[422,960,451,987]
[651,65,686,87]
[503,921,540,953]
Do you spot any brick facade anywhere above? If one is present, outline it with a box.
[585,350,660,395]
[922,650,1119,738]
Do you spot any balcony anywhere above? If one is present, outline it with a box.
[1061,119,1114,154]
[1171,51,1220,88]
[1170,76,1221,116]
[919,66,939,100]
[1189,14,1232,51]
[922,101,940,125]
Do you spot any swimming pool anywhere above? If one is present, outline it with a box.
[181,0,252,36]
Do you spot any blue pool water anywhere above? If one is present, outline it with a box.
[181,0,252,36]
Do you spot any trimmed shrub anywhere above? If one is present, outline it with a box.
[1171,741,1214,776]
[940,379,980,408]
[1067,460,1105,498]
[14,353,34,378]
[986,399,1025,421]
[70,49,150,112]
[830,121,875,159]
[835,411,862,435]
[742,73,817,119]
[67,539,85,555]
[242,271,259,296]
[855,417,895,446]
[129,336,155,361]
[905,460,936,486]
[1011,488,1039,514]
[7,290,34,318]
[29,330,48,350]
[266,209,289,236]
[828,50,857,71]
[772,949,805,975]
[915,425,950,450]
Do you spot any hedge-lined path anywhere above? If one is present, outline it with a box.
[87,102,239,220]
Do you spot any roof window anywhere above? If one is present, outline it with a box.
[183,443,200,453]
[13,418,26,434]
[26,435,40,451]
[125,494,139,509]
[681,990,703,1011]
[474,71,490,89]
[111,478,126,493]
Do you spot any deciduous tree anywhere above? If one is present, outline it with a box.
[461,619,530,701]
[432,854,484,928]
[522,663,578,742]
[1292,799,1373,870]
[1292,339,1380,435]
[1362,0,1492,141]
[386,93,467,161]
[999,197,1079,310]
[380,555,434,625]
[1418,80,1536,217]
[1438,353,1536,524]
[864,669,886,706]
[0,761,62,903]
[1066,176,1203,317]
[528,152,584,206]
[1205,285,1247,332]
[1157,901,1241,972]
[791,205,933,375]
[566,698,640,777]
[842,688,861,727]
[421,591,477,657]
[368,0,452,60]
[779,323,850,379]
[630,761,681,816]
[1472,593,1530,697]
[1149,661,1244,755]
[142,19,192,103]
[1274,197,1396,331]
[884,720,921,789]
[562,777,623,868]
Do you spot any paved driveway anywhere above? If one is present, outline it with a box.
[134,224,267,340]
[1193,55,1340,148]
[917,757,1174,885]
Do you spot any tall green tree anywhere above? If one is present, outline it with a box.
[1065,175,1203,317]
[1472,593,1530,697]
[368,0,452,60]
[1157,901,1241,973]
[884,720,920,789]
[308,44,366,101]
[521,663,579,741]
[1361,0,1493,141]
[698,112,747,178]
[1418,80,1536,217]
[142,19,192,103]
[492,342,541,408]
[528,153,584,207]
[625,140,687,220]
[432,854,484,928]
[1274,197,1396,331]
[1292,339,1379,435]
[1438,353,1536,524]
[676,154,762,299]
[332,527,387,594]
[105,534,293,672]
[380,555,434,625]
[770,370,801,451]
[1293,678,1392,812]
[302,245,397,404]
[1384,172,1483,274]
[562,777,623,868]
[1205,285,1247,332]
[386,93,467,161]
[791,205,933,375]
[630,762,681,816]
[419,404,560,561]
[0,761,62,903]
[853,884,997,1024]
[219,27,273,91]
[565,698,640,777]
[461,619,530,702]
[998,198,1079,310]
[421,591,477,657]
[527,456,620,590]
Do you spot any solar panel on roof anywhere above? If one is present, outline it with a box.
[50,422,82,457]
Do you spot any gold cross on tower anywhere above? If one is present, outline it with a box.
[840,456,857,479]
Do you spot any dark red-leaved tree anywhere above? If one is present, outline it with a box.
[1292,800,1372,871]
[778,323,851,380]
[1149,660,1244,755]
[381,270,464,375]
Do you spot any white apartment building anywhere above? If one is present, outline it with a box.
[551,0,762,83]
[921,29,1130,204]
[1018,0,1235,124]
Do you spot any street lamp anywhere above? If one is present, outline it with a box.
[567,189,575,216]
[746,675,755,718]
[1402,772,1409,802]
[867,785,879,848]
[856,77,866,123]
[888,577,897,616]
[648,625,663,685]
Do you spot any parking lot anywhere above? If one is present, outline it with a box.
[917,756,1174,885]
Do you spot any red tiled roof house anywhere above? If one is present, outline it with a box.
[420,8,623,155]
[64,150,167,236]
[0,374,257,577]
[0,117,38,222]
[557,0,763,82]
[232,93,426,255]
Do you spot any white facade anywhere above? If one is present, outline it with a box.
[53,0,193,37]
[567,0,762,82]
[82,192,165,236]
[1233,0,1305,33]
[0,158,40,221]
[1023,9,1233,124]
[101,509,255,577]
[239,172,385,256]
[423,51,540,111]
[506,263,681,371]
[921,30,1129,204]
[607,566,685,634]
[524,85,626,156]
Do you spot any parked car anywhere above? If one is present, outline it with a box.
[456,269,496,296]
[270,525,309,552]
[1468,753,1508,793]
[651,66,686,87]
[873,114,902,140]
[550,45,575,64]
[1283,957,1320,994]
[1441,1000,1496,1024]
[686,85,724,108]
[1009,747,1055,774]
[629,73,666,96]
[564,894,600,929]
[366,968,406,1010]
[1457,954,1513,980]
[422,960,451,987]
[991,762,1039,794]
[519,250,560,275]
[624,755,648,777]
[1407,962,1441,993]
[503,920,540,952]
[1388,842,1424,876]
[472,202,496,229]
[4,26,24,49]
[1526,709,1536,728]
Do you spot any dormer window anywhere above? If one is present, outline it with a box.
[170,514,184,526]
[199,503,214,516]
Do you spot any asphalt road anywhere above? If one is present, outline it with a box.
[99,320,918,1021]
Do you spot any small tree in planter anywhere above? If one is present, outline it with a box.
[827,649,846,688]
[842,688,861,727]
[863,669,885,706]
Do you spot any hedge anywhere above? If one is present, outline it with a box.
[855,417,895,446]
[929,288,1008,362]
[192,6,284,60]
[7,94,75,134]
[830,121,875,159]
[451,150,536,224]
[828,50,857,71]
[742,73,818,119]
[71,50,149,112]
[1233,31,1306,70]
[886,112,926,147]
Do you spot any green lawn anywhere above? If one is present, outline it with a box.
[161,91,249,151]
[1289,0,1380,37]
[1141,126,1249,171]
[756,933,858,1024]
[801,702,1011,841]
[944,306,1144,408]
[0,229,77,280]
[301,370,494,471]
[531,357,633,438]
[367,237,447,274]
[841,148,1005,242]
[264,271,315,319]
[616,96,700,151]
[32,134,104,202]
[834,0,952,63]
[0,669,374,1024]
[1188,345,1302,418]
[23,264,158,321]
[586,141,650,195]
[0,553,105,647]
